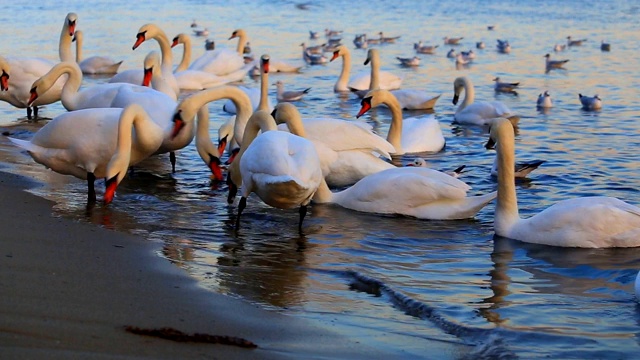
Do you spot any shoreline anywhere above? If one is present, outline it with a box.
[0,168,406,359]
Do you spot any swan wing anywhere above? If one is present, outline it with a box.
[401,116,445,153]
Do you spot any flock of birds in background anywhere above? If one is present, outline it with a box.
[1,12,640,298]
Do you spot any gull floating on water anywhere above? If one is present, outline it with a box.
[544,53,569,71]
[396,56,420,67]
[274,80,311,102]
[204,39,215,51]
[407,158,466,178]
[553,44,567,52]
[460,50,476,61]
[353,34,368,49]
[414,41,438,54]
[497,39,511,54]
[493,77,520,93]
[579,94,602,110]
[190,19,198,28]
[379,32,401,43]
[567,36,587,46]
[487,25,496,31]
[476,41,485,49]
[309,30,319,39]
[536,91,553,108]
[601,41,611,52]
[444,36,464,45]
[193,27,209,37]
[447,49,457,58]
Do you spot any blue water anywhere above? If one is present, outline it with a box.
[1,0,640,358]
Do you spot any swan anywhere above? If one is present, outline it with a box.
[0,56,9,91]
[356,89,445,155]
[452,76,518,126]
[330,45,402,93]
[233,110,322,231]
[187,29,248,76]
[537,91,553,108]
[274,81,310,102]
[579,94,602,110]
[222,54,273,114]
[108,24,179,98]
[488,117,640,247]
[171,33,253,90]
[8,104,163,203]
[171,85,254,186]
[73,30,123,75]
[0,12,75,119]
[312,163,495,220]
[273,102,396,188]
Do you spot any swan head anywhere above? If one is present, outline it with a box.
[229,29,246,40]
[171,33,187,48]
[330,45,348,62]
[261,54,270,73]
[452,76,469,105]
[485,118,514,150]
[133,24,160,50]
[142,51,161,87]
[0,69,8,92]
[65,12,77,36]
[364,48,377,65]
[171,109,187,140]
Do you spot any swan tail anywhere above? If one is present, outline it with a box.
[462,191,498,216]
[420,94,441,110]
[106,61,124,74]
[8,137,38,153]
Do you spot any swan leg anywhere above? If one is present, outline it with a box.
[227,173,238,204]
[33,106,39,120]
[26,107,32,120]
[169,151,176,173]
[235,196,247,229]
[87,172,96,203]
[298,205,307,233]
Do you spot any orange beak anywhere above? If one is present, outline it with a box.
[133,32,146,50]
[217,135,228,155]
[171,38,179,48]
[209,156,223,181]
[1,72,8,91]
[225,148,239,165]
[68,20,76,36]
[27,88,38,106]
[142,67,152,87]
[104,175,119,205]
[330,51,339,62]
[171,111,185,140]
[356,98,372,118]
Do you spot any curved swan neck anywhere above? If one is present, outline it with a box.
[234,32,248,55]
[230,110,276,186]
[312,179,334,203]
[39,62,82,110]
[194,105,219,164]
[175,35,191,72]
[150,30,173,74]
[335,48,352,92]
[368,49,380,90]
[494,119,520,232]
[274,103,307,138]
[380,91,403,152]
[457,78,475,112]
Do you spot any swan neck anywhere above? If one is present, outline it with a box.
[175,37,192,72]
[385,93,403,152]
[59,25,73,62]
[74,34,83,62]
[194,106,218,165]
[152,31,173,74]
[495,123,520,233]
[281,109,307,138]
[369,53,380,90]
[458,79,474,112]
[235,33,248,55]
[48,63,82,110]
[258,68,269,111]
[335,51,351,91]
[312,178,334,203]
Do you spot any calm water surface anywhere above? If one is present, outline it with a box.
[1,0,640,358]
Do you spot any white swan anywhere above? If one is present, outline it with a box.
[330,45,402,93]
[489,117,640,247]
[273,102,396,188]
[235,110,323,231]
[108,24,179,98]
[312,164,495,220]
[73,30,123,75]
[8,104,163,203]
[171,33,253,90]
[187,29,248,76]
[0,12,75,119]
[579,94,602,110]
[452,76,517,126]
[537,91,553,108]
[0,56,9,91]
[222,54,273,114]
[171,85,253,185]
[350,48,403,98]
[352,48,439,109]
[356,89,445,155]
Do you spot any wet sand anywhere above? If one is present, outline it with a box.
[0,169,398,359]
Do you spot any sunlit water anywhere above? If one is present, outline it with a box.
[1,0,640,358]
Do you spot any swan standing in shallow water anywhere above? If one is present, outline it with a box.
[356,89,445,155]
[1,12,75,119]
[330,45,402,93]
[235,110,323,231]
[8,104,163,203]
[488,117,640,247]
[273,102,396,188]
[73,30,123,75]
[452,76,518,126]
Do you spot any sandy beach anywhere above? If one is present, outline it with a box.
[0,168,402,359]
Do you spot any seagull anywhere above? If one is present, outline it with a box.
[601,41,611,52]
[567,36,587,46]
[476,41,486,49]
[396,56,420,67]
[553,44,567,52]
[309,30,319,39]
[447,49,457,58]
[379,32,401,43]
[204,39,215,51]
[444,36,464,45]
[579,94,602,110]
[460,50,476,61]
[414,42,438,54]
[487,25,496,31]
[353,34,368,49]
[536,91,553,108]
[544,53,569,70]
[493,77,520,93]
[274,80,311,102]
[190,19,198,28]
[193,27,209,37]
[406,158,467,179]
[497,39,511,54]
